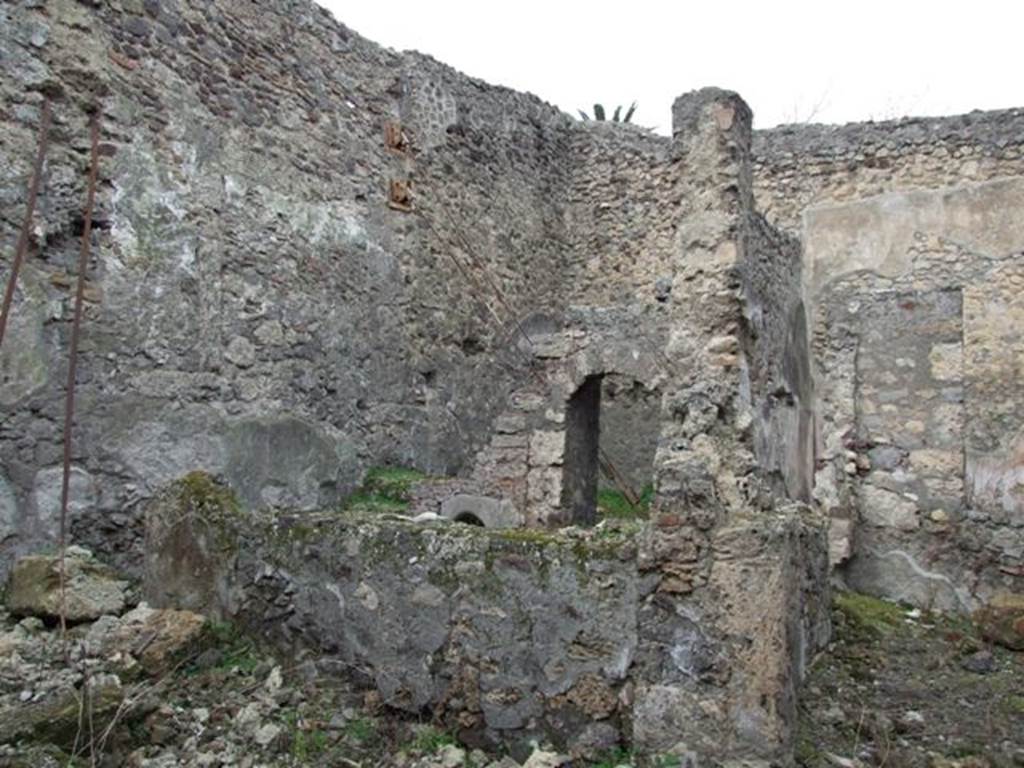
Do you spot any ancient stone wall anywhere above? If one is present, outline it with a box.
[565,124,675,306]
[0,0,582,572]
[1,1,817,571]
[144,475,829,763]
[754,113,1024,609]
[0,3,835,763]
[753,108,1024,235]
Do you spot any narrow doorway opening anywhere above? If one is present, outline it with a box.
[598,376,660,515]
[561,375,602,526]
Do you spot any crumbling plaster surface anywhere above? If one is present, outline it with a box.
[756,116,1024,610]
[802,177,1024,297]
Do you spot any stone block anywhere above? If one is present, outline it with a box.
[909,449,962,477]
[530,332,572,359]
[0,672,123,748]
[143,472,240,617]
[828,517,854,566]
[93,603,207,674]
[860,484,920,530]
[528,430,565,467]
[5,548,129,622]
[928,342,962,381]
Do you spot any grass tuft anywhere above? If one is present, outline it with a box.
[363,466,427,500]
[597,484,654,520]
[198,620,260,673]
[590,747,633,768]
[342,466,428,513]
[344,716,378,745]
[407,726,457,754]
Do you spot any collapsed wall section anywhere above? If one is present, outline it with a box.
[144,473,828,763]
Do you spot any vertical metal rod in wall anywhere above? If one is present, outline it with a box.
[0,97,52,349]
[58,110,101,649]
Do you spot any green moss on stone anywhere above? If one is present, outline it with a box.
[177,471,241,518]
[343,491,410,514]
[834,591,906,637]
[171,471,243,553]
[363,466,427,500]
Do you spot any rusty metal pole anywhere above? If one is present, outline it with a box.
[0,97,52,349]
[58,110,101,647]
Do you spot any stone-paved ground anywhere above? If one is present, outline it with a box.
[796,592,1024,768]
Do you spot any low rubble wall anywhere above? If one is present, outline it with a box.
[143,474,830,764]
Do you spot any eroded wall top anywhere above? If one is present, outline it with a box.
[753,107,1024,234]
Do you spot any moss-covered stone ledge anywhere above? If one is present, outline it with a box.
[142,473,829,762]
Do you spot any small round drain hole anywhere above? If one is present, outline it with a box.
[453,511,485,527]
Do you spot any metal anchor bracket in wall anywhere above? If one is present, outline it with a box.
[384,120,414,212]
[388,178,413,212]
[384,120,410,154]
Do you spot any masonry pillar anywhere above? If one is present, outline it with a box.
[634,89,830,764]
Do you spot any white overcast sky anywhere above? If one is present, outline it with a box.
[318,0,1023,134]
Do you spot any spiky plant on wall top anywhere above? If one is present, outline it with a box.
[578,102,637,123]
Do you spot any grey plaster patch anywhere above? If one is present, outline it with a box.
[32,466,97,542]
[0,294,52,407]
[111,405,229,492]
[804,178,1024,296]
[844,549,974,613]
[860,484,920,531]
[223,416,356,510]
[0,475,18,544]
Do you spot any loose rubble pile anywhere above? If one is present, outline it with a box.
[0,549,603,767]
